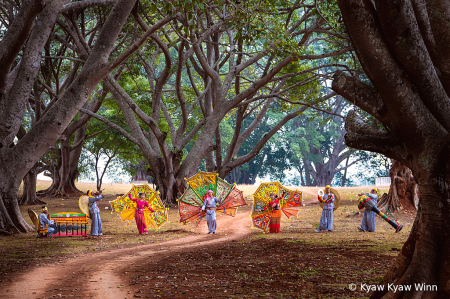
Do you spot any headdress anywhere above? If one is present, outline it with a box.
[325,185,331,189]
[41,206,48,212]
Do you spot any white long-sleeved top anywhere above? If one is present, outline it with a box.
[89,195,103,213]
[322,193,335,210]
[39,213,55,230]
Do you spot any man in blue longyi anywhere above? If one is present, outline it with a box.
[316,185,335,232]
[358,188,378,232]
[202,190,221,234]
[87,190,104,236]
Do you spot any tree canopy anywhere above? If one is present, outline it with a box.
[0,0,362,227]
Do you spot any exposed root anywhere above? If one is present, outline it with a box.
[0,229,13,236]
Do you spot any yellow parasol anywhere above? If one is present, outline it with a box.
[109,183,168,230]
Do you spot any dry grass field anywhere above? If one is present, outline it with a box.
[0,181,415,298]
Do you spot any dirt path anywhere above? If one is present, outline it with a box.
[3,212,253,299]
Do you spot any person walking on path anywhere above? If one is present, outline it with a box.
[202,190,222,234]
[128,192,155,234]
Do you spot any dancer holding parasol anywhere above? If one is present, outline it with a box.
[265,193,283,233]
[128,192,155,235]
[251,181,303,233]
[110,184,168,232]
[178,172,247,232]
[202,189,222,234]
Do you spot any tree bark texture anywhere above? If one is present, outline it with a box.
[333,0,450,297]
[379,160,419,213]
[19,164,46,206]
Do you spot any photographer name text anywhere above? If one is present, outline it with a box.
[348,283,437,293]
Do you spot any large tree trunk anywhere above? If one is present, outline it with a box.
[19,165,46,206]
[131,161,149,181]
[36,150,62,196]
[0,158,33,233]
[53,129,84,196]
[37,138,83,197]
[341,155,350,187]
[65,126,85,194]
[372,173,450,299]
[303,158,314,186]
[204,151,216,172]
[150,171,179,207]
[378,160,419,213]
[332,0,450,297]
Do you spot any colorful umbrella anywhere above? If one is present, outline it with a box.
[109,184,167,230]
[178,171,247,227]
[251,181,303,232]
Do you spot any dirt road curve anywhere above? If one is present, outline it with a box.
[4,212,253,299]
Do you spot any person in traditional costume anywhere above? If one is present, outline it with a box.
[316,185,335,232]
[87,190,103,236]
[358,188,378,232]
[201,190,221,234]
[264,193,282,233]
[39,206,58,237]
[128,192,155,235]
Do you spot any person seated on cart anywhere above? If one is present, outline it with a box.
[39,206,58,237]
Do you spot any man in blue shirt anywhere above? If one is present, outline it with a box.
[39,206,58,237]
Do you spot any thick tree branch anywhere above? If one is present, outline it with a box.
[375,0,450,133]
[344,110,408,162]
[335,157,364,173]
[0,0,44,101]
[426,0,450,97]
[179,119,207,150]
[175,39,188,140]
[62,0,117,12]
[79,108,139,144]
[336,0,443,149]
[108,14,173,72]
[331,71,395,125]
[0,0,67,148]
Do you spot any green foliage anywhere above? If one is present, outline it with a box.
[23,0,374,188]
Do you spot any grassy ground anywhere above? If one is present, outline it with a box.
[120,185,414,298]
[1,181,415,298]
[2,181,192,280]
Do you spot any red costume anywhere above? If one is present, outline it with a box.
[128,194,155,234]
[267,198,282,233]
